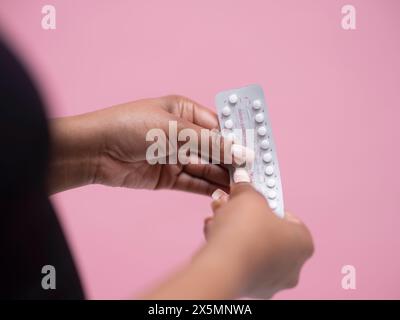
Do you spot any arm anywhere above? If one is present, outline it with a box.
[143,182,314,300]
[48,115,101,194]
[47,95,231,195]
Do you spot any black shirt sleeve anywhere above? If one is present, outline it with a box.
[0,38,84,299]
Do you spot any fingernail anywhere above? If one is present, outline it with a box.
[231,144,255,165]
[233,168,251,183]
[211,188,228,200]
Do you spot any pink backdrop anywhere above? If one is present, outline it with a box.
[1,0,399,299]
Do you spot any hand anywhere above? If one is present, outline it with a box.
[203,183,314,299]
[48,95,230,194]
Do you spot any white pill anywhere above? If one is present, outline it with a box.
[260,139,270,149]
[224,119,233,129]
[269,200,278,210]
[267,178,276,188]
[257,126,267,136]
[222,106,231,116]
[263,152,272,162]
[255,113,264,123]
[228,94,238,104]
[265,165,274,175]
[253,99,262,109]
[268,190,277,199]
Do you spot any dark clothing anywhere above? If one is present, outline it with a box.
[0,39,84,299]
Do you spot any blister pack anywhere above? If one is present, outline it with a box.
[215,84,285,218]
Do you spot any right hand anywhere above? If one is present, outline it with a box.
[203,183,314,299]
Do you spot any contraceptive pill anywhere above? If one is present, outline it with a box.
[265,165,274,175]
[222,105,231,116]
[231,144,255,165]
[266,178,276,188]
[224,119,233,129]
[252,99,262,109]
[228,94,238,104]
[215,84,285,218]
[260,139,270,149]
[268,190,277,199]
[257,126,267,136]
[255,113,264,123]
[263,152,272,163]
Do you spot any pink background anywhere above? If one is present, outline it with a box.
[1,0,399,299]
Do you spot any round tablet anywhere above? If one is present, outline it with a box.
[269,200,278,210]
[255,113,264,123]
[224,119,233,129]
[265,165,274,175]
[222,105,231,116]
[260,139,270,149]
[268,190,277,199]
[263,152,272,162]
[253,99,262,109]
[228,94,238,104]
[266,178,276,188]
[257,126,267,136]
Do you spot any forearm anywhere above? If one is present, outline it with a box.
[47,115,102,194]
[140,245,249,300]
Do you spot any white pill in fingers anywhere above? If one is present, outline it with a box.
[222,106,231,116]
[257,126,267,136]
[229,94,238,104]
[253,99,262,109]
[224,119,233,129]
[231,144,255,165]
[233,168,251,183]
[255,113,264,123]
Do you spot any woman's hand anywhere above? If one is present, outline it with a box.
[48,95,230,195]
[203,182,314,299]
[142,181,314,300]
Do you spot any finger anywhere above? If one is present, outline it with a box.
[172,171,221,196]
[211,189,229,201]
[166,95,219,130]
[232,168,251,184]
[176,118,234,165]
[183,162,230,188]
[210,197,227,213]
[230,180,256,198]
[231,144,255,167]
[284,211,302,224]
[203,216,214,240]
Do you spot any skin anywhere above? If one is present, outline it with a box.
[48,95,314,299]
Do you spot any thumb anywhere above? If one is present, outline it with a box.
[230,168,256,197]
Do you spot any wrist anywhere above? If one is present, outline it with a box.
[190,242,252,298]
[47,115,102,194]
